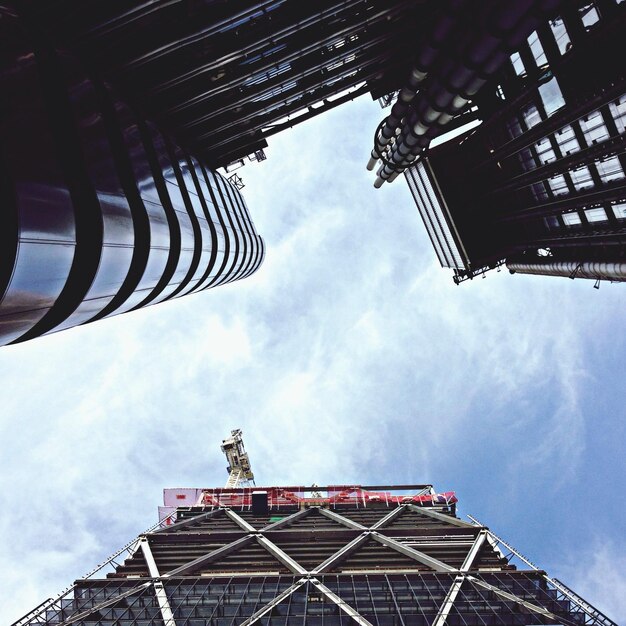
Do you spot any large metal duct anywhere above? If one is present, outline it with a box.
[370,0,564,187]
[507,261,626,281]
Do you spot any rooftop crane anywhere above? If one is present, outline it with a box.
[220,429,255,488]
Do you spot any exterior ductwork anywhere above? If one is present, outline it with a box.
[370,0,564,186]
[507,261,626,282]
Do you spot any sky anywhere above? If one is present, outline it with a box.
[1,96,625,624]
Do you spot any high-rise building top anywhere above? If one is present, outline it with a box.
[13,482,617,626]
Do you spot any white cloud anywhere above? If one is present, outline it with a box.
[557,538,626,623]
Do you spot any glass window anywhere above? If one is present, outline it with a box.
[548,174,568,196]
[580,111,609,144]
[528,32,548,66]
[518,147,537,171]
[562,211,582,225]
[612,203,626,219]
[596,156,624,182]
[535,137,556,165]
[538,78,565,116]
[544,216,559,229]
[570,165,594,191]
[580,3,600,28]
[556,124,580,155]
[522,104,542,130]
[550,17,571,54]
[510,52,526,76]
[585,207,607,222]
[609,96,626,134]
[507,117,523,138]
[532,181,549,201]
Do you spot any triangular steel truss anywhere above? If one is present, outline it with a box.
[15,502,615,626]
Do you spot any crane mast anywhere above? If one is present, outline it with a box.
[220,429,255,488]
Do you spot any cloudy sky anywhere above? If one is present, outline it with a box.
[1,97,625,624]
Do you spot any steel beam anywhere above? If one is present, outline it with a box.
[239,579,308,626]
[255,535,308,575]
[370,506,405,529]
[60,583,151,625]
[432,576,465,626]
[406,504,476,529]
[311,578,375,626]
[260,507,312,531]
[431,531,488,626]
[467,576,561,620]
[319,507,367,531]
[311,532,371,574]
[139,539,177,626]
[153,507,223,534]
[467,516,619,626]
[371,532,457,573]
[164,534,254,577]
[224,507,257,533]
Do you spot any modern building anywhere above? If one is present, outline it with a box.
[13,483,617,625]
[0,6,265,347]
[3,1,622,348]
[382,1,626,283]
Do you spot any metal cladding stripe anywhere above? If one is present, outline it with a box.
[228,184,259,281]
[205,173,243,288]
[217,178,253,284]
[85,78,152,323]
[178,157,220,295]
[5,23,104,346]
[214,175,247,285]
[196,166,233,289]
[128,119,183,309]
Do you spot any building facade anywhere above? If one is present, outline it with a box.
[394,1,626,283]
[3,1,623,350]
[0,6,265,346]
[13,484,617,625]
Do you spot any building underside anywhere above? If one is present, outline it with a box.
[18,0,434,169]
[13,485,617,626]
[3,1,623,350]
[394,1,626,283]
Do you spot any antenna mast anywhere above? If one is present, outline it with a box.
[220,429,255,488]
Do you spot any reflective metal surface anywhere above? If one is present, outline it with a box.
[0,7,265,346]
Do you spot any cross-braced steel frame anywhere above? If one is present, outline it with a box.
[14,496,613,626]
